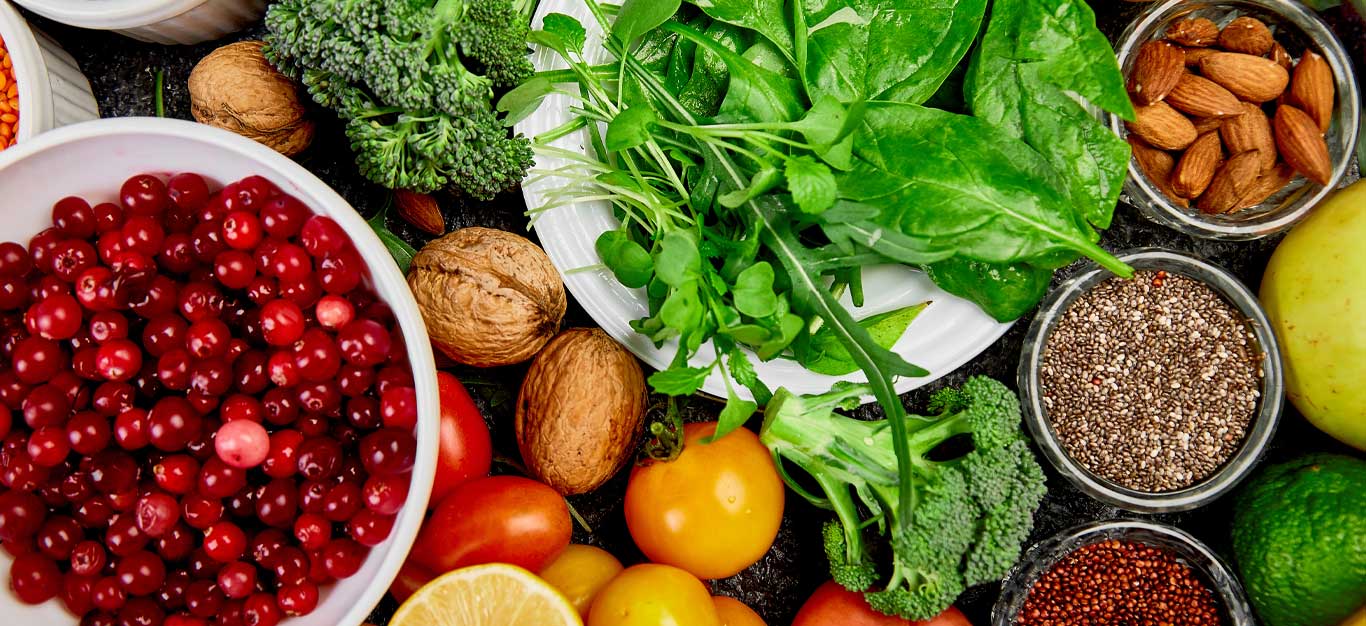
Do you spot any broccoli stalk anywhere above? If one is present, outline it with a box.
[264,0,535,199]
[760,377,1047,620]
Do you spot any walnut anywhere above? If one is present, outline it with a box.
[189,41,314,157]
[516,328,647,495]
[407,228,566,367]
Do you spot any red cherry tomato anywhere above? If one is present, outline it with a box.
[409,475,571,575]
[430,372,492,505]
[792,581,973,626]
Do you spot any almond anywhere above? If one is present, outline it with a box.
[1270,42,1293,71]
[395,189,447,236]
[1128,101,1198,151]
[1193,117,1225,134]
[1127,135,1187,207]
[1166,73,1244,119]
[1183,46,1219,67]
[1198,151,1262,213]
[1220,102,1277,172]
[1218,16,1274,55]
[1167,18,1220,47]
[1290,51,1335,133]
[1171,132,1223,198]
[1235,162,1296,210]
[1274,104,1332,185]
[1200,52,1290,103]
[1129,40,1185,105]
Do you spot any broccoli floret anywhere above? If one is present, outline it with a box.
[761,376,1047,621]
[264,0,535,199]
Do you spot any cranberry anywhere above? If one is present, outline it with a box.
[128,275,179,319]
[92,382,135,416]
[1,448,50,491]
[27,426,71,466]
[190,222,225,264]
[363,474,409,515]
[0,241,32,276]
[276,581,318,617]
[186,318,231,359]
[204,521,248,562]
[9,552,61,604]
[181,494,223,530]
[243,592,282,626]
[14,336,67,384]
[299,216,346,258]
[236,176,278,206]
[189,358,232,398]
[21,384,70,429]
[258,299,304,347]
[0,275,29,310]
[27,293,83,339]
[105,515,149,556]
[177,281,224,322]
[121,175,169,216]
[165,615,207,626]
[260,388,298,426]
[379,386,418,430]
[32,514,80,559]
[92,576,128,611]
[67,411,113,455]
[92,202,125,233]
[233,350,270,394]
[217,561,257,599]
[74,497,115,528]
[269,547,309,586]
[339,365,377,399]
[0,370,29,408]
[148,397,202,452]
[157,570,192,610]
[375,365,414,396]
[359,428,417,477]
[222,212,264,251]
[108,488,139,513]
[250,479,297,529]
[321,481,362,522]
[348,509,396,547]
[155,522,195,562]
[186,548,224,580]
[51,239,100,281]
[156,349,192,391]
[278,276,321,308]
[296,382,341,417]
[63,572,98,616]
[199,456,248,499]
[118,596,165,626]
[259,430,302,479]
[121,216,166,258]
[318,249,363,294]
[225,486,259,519]
[215,420,269,470]
[248,528,288,565]
[29,227,63,270]
[259,196,309,238]
[51,196,95,237]
[152,455,199,494]
[294,437,342,481]
[214,250,256,290]
[245,277,277,305]
[320,538,366,579]
[134,492,180,537]
[71,540,108,576]
[96,339,143,382]
[185,580,224,617]
[292,329,340,382]
[167,174,209,212]
[314,294,355,330]
[114,408,150,450]
[265,242,312,283]
[220,394,263,423]
[141,314,187,358]
[116,549,166,596]
[0,490,46,541]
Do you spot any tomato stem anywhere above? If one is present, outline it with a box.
[642,398,684,462]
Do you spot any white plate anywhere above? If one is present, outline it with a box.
[518,0,1011,400]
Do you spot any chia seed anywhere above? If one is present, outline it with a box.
[1017,539,1223,626]
[1039,270,1262,493]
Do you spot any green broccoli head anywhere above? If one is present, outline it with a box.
[761,376,1047,622]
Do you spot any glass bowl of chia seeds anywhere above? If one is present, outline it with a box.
[992,519,1256,626]
[1017,248,1283,512]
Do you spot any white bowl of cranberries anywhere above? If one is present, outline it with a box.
[0,117,440,626]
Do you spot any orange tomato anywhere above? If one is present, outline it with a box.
[792,581,973,626]
[714,596,767,626]
[539,544,624,618]
[624,422,784,579]
[587,564,720,626]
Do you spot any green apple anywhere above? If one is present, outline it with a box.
[1261,180,1366,451]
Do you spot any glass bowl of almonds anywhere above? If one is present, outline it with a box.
[1108,0,1360,240]
[992,520,1256,626]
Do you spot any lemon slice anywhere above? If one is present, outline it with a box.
[390,563,583,626]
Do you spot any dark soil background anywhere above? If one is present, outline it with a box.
[28,2,1365,624]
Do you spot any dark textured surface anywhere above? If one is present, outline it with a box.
[25,3,1364,625]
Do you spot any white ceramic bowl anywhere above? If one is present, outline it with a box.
[0,118,439,626]
[519,0,1011,402]
[0,0,98,138]
[11,0,264,44]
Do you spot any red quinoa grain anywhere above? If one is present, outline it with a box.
[1018,539,1223,626]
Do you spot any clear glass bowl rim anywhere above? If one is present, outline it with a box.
[990,519,1256,625]
[1017,248,1284,513]
[1107,0,1361,240]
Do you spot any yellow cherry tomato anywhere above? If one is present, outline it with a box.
[624,422,785,580]
[538,544,624,618]
[587,564,721,626]
[713,596,767,626]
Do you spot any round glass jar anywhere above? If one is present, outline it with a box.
[1017,248,1283,512]
[992,519,1256,625]
[1109,0,1360,240]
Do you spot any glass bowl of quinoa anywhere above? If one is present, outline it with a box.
[991,519,1256,626]
[1017,248,1283,512]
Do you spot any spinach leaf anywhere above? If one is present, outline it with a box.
[367,203,417,273]
[678,21,748,117]
[665,21,804,123]
[965,0,1134,229]
[613,0,683,44]
[797,303,927,376]
[687,0,794,64]
[841,102,1129,275]
[803,0,987,105]
[923,257,1052,322]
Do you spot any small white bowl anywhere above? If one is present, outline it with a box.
[0,0,98,139]
[11,0,265,45]
[0,118,440,626]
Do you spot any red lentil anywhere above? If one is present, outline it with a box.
[1018,539,1223,626]
[0,36,16,148]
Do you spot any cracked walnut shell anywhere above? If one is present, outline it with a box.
[407,228,566,367]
